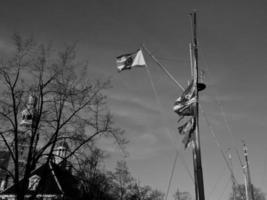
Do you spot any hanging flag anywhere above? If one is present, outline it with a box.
[173,80,196,116]
[116,49,146,72]
[182,129,195,149]
[178,117,194,135]
[178,117,196,149]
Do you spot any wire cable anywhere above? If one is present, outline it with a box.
[165,150,179,200]
[198,45,244,169]
[217,177,231,200]
[214,96,244,168]
[142,44,185,91]
[200,105,238,184]
[207,165,227,199]
[145,63,193,200]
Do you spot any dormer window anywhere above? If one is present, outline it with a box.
[28,175,41,191]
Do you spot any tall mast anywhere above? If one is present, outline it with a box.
[243,142,255,200]
[191,11,206,200]
[228,150,237,200]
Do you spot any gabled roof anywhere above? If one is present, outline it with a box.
[1,162,80,199]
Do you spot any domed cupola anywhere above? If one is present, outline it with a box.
[54,141,69,165]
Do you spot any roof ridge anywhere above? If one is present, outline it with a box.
[49,162,64,195]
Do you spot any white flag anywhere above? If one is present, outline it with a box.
[116,49,146,72]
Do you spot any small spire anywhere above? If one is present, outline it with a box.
[20,94,37,128]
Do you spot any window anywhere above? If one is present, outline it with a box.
[28,175,41,191]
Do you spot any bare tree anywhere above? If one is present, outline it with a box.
[112,160,134,200]
[110,161,164,200]
[173,189,192,200]
[75,147,115,200]
[0,34,125,200]
[128,183,164,200]
[229,184,265,200]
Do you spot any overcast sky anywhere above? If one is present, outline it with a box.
[1,1,267,199]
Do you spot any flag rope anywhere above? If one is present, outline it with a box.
[144,64,193,200]
[143,44,238,199]
[217,177,231,200]
[206,165,227,200]
[200,105,238,184]
[142,44,185,91]
[116,46,193,199]
[214,96,244,168]
[165,149,179,200]
[144,63,180,150]
[197,45,244,169]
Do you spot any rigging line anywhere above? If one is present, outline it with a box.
[197,46,209,73]
[142,45,194,198]
[199,105,238,184]
[144,64,193,198]
[217,177,231,200]
[197,45,244,169]
[207,165,227,200]
[142,44,185,91]
[262,147,267,188]
[154,57,187,63]
[179,149,194,181]
[214,96,244,168]
[144,63,178,146]
[164,149,194,200]
[201,109,245,200]
[145,62,194,164]
[165,149,179,200]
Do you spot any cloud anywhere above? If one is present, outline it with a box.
[97,130,162,160]
[98,113,178,160]
[110,94,160,116]
[108,92,179,142]
[125,131,174,160]
[106,89,164,132]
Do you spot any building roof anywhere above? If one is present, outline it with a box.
[1,162,80,199]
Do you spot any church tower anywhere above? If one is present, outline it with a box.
[0,95,38,190]
[20,94,37,128]
[17,94,38,176]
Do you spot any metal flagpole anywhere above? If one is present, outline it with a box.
[191,10,206,200]
[189,42,199,200]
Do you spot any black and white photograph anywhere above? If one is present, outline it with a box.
[0,1,266,200]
